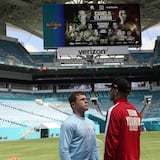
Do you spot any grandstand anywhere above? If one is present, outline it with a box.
[0,82,160,140]
[0,0,160,141]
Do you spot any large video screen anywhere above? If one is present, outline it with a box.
[43,4,141,48]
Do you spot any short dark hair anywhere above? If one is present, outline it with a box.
[68,91,85,104]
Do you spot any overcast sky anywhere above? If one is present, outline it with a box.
[6,23,160,52]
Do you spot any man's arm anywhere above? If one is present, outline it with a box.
[59,122,73,160]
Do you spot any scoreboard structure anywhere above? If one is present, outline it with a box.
[43,4,141,49]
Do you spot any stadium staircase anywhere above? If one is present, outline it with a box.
[20,127,36,139]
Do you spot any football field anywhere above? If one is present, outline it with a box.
[0,131,160,160]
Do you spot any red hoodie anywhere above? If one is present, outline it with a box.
[104,98,142,160]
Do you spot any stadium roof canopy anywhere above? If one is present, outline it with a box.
[0,0,159,39]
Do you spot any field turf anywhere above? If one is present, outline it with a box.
[0,131,160,160]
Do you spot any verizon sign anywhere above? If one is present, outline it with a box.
[58,46,128,56]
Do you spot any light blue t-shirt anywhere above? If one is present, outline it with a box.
[59,113,100,160]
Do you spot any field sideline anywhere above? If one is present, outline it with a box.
[0,131,160,160]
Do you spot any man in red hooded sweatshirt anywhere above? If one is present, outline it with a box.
[104,78,142,160]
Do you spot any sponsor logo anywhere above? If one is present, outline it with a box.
[46,21,61,30]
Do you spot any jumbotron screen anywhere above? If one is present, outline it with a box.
[43,4,141,48]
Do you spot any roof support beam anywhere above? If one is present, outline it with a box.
[1,0,31,7]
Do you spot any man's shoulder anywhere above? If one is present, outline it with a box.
[61,116,75,129]
[62,114,77,124]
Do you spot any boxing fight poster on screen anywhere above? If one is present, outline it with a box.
[43,4,141,49]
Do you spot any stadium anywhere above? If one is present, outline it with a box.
[0,0,160,160]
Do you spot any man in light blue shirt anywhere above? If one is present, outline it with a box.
[59,91,100,160]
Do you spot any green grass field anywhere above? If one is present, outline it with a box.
[0,131,160,160]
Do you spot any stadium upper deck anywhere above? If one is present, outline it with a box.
[0,36,160,84]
